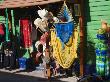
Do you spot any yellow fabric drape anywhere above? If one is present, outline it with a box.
[50,27,78,68]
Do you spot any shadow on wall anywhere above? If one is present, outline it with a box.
[0,71,67,82]
[84,0,91,23]
[83,0,96,75]
[84,41,96,75]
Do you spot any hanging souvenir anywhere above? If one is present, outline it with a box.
[55,22,74,44]
[20,18,32,48]
[51,2,78,68]
[5,8,10,41]
[35,32,48,56]
[0,23,5,35]
[55,2,76,45]
[95,21,109,76]
[40,32,48,45]
[34,18,49,32]
[34,9,50,32]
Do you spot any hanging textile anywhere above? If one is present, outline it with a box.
[57,2,73,23]
[2,41,16,69]
[20,19,32,48]
[35,32,48,56]
[95,22,109,76]
[11,10,15,36]
[40,32,48,45]
[50,27,78,68]
[54,1,76,48]
[5,8,10,41]
[0,23,5,42]
[50,2,78,68]
[55,21,74,44]
[0,23,5,35]
[23,49,30,58]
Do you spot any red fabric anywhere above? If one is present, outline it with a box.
[20,19,32,48]
[35,52,42,64]
[36,51,42,57]
[0,24,5,35]
[40,32,48,45]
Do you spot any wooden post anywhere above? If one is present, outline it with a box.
[79,0,84,76]
[43,35,51,82]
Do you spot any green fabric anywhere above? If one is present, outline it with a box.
[5,8,9,41]
[23,49,30,58]
[11,10,15,36]
[95,28,109,76]
[0,43,2,49]
[17,20,20,40]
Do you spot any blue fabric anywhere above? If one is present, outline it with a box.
[95,49,107,55]
[63,6,70,22]
[54,21,74,44]
[59,6,71,22]
[19,57,27,70]
[97,34,106,40]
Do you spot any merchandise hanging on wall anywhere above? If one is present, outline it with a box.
[20,18,32,48]
[0,23,5,35]
[0,23,5,43]
[51,2,79,69]
[5,8,10,41]
[95,21,109,76]
[34,9,49,32]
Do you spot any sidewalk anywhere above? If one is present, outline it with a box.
[0,69,78,82]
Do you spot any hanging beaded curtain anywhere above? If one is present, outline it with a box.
[51,2,78,68]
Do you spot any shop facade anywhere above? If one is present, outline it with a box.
[1,0,110,81]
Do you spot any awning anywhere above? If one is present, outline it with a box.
[0,0,63,9]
